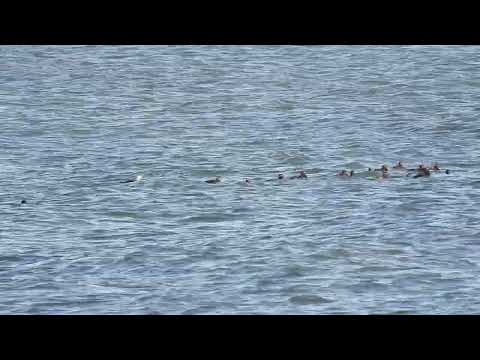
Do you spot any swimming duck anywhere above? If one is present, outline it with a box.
[205,176,221,184]
[122,175,143,183]
[290,170,308,179]
[413,165,430,178]
[429,162,440,171]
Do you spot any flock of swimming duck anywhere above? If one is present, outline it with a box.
[204,161,450,184]
[334,161,449,179]
[15,162,449,206]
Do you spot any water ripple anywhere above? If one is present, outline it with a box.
[1,45,479,314]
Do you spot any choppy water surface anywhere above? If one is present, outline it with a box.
[1,46,480,314]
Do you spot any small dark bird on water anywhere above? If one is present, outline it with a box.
[413,165,431,178]
[430,162,440,171]
[290,170,308,179]
[205,176,221,184]
[20,199,27,204]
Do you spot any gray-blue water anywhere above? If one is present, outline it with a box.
[1,46,480,314]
